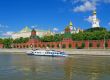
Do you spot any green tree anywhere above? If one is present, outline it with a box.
[85,27,106,32]
[13,37,29,43]
[0,38,3,44]
[53,34,63,42]
[41,34,63,42]
[3,38,13,48]
[71,27,110,41]
[81,42,85,48]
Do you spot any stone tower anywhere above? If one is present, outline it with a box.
[63,26,72,42]
[30,28,36,39]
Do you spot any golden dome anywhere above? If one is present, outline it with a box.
[93,10,96,14]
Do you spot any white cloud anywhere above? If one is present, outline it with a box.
[85,16,93,23]
[3,31,14,36]
[63,0,110,12]
[72,0,110,3]
[0,24,8,28]
[53,28,59,32]
[108,22,110,26]
[31,25,37,28]
[74,1,96,12]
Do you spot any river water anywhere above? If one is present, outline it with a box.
[0,53,110,80]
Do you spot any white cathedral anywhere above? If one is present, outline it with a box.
[91,11,100,28]
[69,21,83,33]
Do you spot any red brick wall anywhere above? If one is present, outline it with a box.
[0,44,3,48]
[12,39,110,49]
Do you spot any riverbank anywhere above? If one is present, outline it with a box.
[0,48,110,55]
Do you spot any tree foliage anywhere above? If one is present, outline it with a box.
[72,27,109,41]
[40,34,63,42]
[85,27,106,32]
[3,38,13,48]
[13,37,29,43]
[81,42,85,48]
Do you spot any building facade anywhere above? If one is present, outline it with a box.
[12,26,54,39]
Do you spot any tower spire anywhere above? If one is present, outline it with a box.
[69,21,73,30]
[69,21,73,26]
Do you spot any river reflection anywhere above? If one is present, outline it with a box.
[0,53,110,80]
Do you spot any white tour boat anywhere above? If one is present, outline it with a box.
[26,49,68,57]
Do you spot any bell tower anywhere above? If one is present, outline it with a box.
[92,11,100,28]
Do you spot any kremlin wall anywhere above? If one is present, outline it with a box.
[10,27,110,49]
[0,44,3,48]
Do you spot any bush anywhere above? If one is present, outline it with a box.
[81,42,85,48]
[47,44,50,47]
[42,44,45,48]
[75,43,78,49]
[57,44,59,48]
[97,43,100,48]
[52,45,54,48]
[89,42,93,47]
[105,42,108,48]
[69,44,72,48]
[62,44,66,48]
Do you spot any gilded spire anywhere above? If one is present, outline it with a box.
[69,21,73,26]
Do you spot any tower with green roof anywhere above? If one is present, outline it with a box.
[63,26,72,41]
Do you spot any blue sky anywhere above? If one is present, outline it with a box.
[0,0,110,37]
